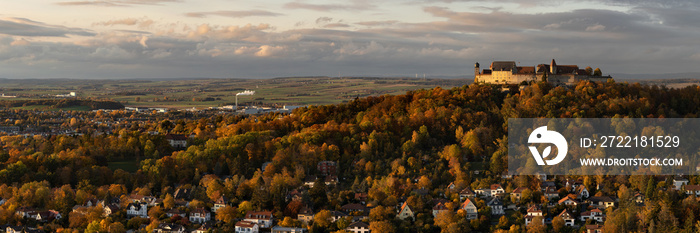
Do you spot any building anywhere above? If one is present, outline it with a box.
[166,208,186,218]
[317,161,337,176]
[165,134,188,148]
[581,208,605,222]
[585,224,605,233]
[487,198,504,215]
[244,211,274,228]
[674,177,690,190]
[235,221,259,233]
[104,204,120,217]
[558,209,575,227]
[558,196,580,206]
[685,185,700,196]
[212,195,228,213]
[432,202,449,218]
[524,205,543,226]
[271,226,308,233]
[459,187,475,200]
[461,198,478,220]
[511,187,527,201]
[575,186,590,200]
[189,208,211,223]
[346,221,370,233]
[126,202,148,218]
[490,184,505,196]
[397,202,414,220]
[474,60,610,85]
[588,196,615,208]
[297,206,314,225]
[341,203,367,214]
[153,223,186,233]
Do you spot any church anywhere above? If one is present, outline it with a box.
[473,59,610,85]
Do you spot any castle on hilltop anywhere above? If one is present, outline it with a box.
[474,59,611,85]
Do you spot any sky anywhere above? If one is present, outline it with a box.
[0,0,699,79]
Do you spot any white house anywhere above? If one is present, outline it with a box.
[588,196,615,208]
[189,208,211,223]
[126,202,148,218]
[244,211,274,228]
[235,221,259,233]
[346,221,370,233]
[581,209,605,222]
[558,209,575,226]
[212,195,228,213]
[673,177,689,190]
[271,226,309,233]
[490,184,505,196]
[524,205,543,226]
[154,223,185,233]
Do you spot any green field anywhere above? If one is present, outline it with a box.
[0,77,467,109]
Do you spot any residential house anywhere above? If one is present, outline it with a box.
[271,226,309,233]
[447,182,457,191]
[474,188,491,197]
[461,198,478,220]
[235,221,259,233]
[585,224,604,233]
[126,202,148,218]
[575,186,590,200]
[346,221,370,233]
[634,193,645,205]
[173,187,193,200]
[244,211,274,228]
[341,203,367,214]
[588,196,615,208]
[558,209,575,226]
[558,196,580,207]
[490,184,505,196]
[330,211,348,222]
[543,187,559,200]
[35,210,61,222]
[304,176,317,188]
[6,226,24,233]
[511,187,527,201]
[189,208,211,224]
[354,193,368,204]
[104,204,120,217]
[166,134,188,148]
[684,184,700,196]
[524,205,544,226]
[580,209,605,222]
[317,161,337,176]
[673,177,689,190]
[166,208,186,218]
[193,222,214,233]
[432,202,449,218]
[153,223,185,233]
[213,195,228,213]
[459,187,475,200]
[487,198,504,215]
[297,206,314,225]
[397,202,414,220]
[15,207,36,218]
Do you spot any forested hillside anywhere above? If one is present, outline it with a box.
[1,80,700,232]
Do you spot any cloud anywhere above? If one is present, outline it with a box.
[94,18,155,28]
[0,17,94,37]
[10,38,31,46]
[356,20,398,27]
[315,17,333,24]
[284,0,374,12]
[56,0,179,7]
[186,10,282,18]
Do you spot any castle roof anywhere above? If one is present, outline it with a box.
[490,61,516,71]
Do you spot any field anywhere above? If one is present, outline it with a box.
[0,77,467,109]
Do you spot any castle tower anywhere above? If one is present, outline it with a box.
[474,62,480,82]
[550,59,557,74]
